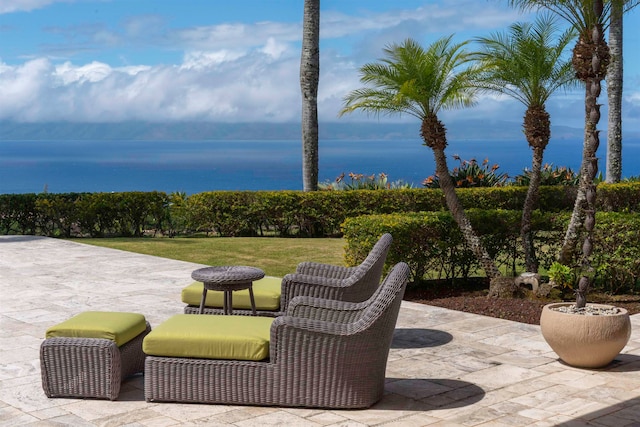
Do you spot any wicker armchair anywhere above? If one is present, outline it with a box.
[278,232,393,311]
[145,262,410,408]
[186,233,393,316]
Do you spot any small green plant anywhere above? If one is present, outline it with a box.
[548,261,574,297]
[319,172,413,190]
[422,156,509,188]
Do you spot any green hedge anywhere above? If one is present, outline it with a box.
[0,182,638,238]
[1,185,638,294]
[176,184,633,237]
[0,192,167,237]
[342,210,639,294]
[342,209,527,282]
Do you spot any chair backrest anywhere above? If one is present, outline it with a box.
[270,262,410,408]
[348,261,409,330]
[343,262,409,405]
[341,233,393,302]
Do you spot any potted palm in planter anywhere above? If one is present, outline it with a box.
[507,0,634,368]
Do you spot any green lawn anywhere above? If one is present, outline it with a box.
[79,237,347,277]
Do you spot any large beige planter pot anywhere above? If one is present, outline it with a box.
[540,303,631,369]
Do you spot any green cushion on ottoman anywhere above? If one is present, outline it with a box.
[45,311,147,347]
[143,314,274,361]
[182,276,281,310]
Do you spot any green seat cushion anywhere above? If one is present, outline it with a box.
[142,314,274,361]
[182,276,281,311]
[46,311,147,347]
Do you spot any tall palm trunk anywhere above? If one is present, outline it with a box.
[421,115,500,280]
[300,0,320,192]
[432,149,500,279]
[561,1,610,308]
[521,145,544,272]
[606,2,623,183]
[521,105,551,273]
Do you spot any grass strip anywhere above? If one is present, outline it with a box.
[78,237,346,278]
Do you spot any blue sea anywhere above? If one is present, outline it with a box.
[1,138,638,194]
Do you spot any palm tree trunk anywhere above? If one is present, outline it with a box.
[300,0,320,192]
[606,1,623,183]
[431,148,501,280]
[575,1,608,308]
[521,104,550,273]
[521,145,544,273]
[575,75,602,308]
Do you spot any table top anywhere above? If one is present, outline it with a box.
[191,266,265,285]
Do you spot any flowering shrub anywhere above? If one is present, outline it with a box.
[422,156,509,188]
[513,163,579,186]
[319,172,413,190]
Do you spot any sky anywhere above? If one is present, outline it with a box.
[1,0,639,133]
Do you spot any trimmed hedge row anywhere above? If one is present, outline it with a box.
[2,183,637,237]
[342,210,639,294]
[0,192,167,237]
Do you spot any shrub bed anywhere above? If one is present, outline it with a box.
[343,210,639,295]
[0,183,637,238]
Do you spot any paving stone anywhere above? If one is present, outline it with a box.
[1,236,639,426]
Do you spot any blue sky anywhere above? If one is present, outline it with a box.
[1,0,639,133]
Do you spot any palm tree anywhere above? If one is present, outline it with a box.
[300,0,320,192]
[473,15,577,273]
[507,0,638,307]
[340,37,501,280]
[606,2,623,183]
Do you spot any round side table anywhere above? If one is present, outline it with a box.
[191,266,265,315]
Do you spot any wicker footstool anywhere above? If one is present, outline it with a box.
[40,311,151,400]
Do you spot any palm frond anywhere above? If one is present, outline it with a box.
[340,36,478,120]
[472,13,576,106]
[507,0,619,35]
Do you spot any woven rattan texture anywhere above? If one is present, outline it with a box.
[145,262,409,408]
[41,322,150,400]
[191,266,265,286]
[185,233,393,316]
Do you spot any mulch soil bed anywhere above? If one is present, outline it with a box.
[403,278,640,325]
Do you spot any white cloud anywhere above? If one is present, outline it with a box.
[260,38,289,59]
[627,89,640,105]
[3,0,637,133]
[0,58,52,120]
[621,89,640,132]
[0,43,310,122]
[24,1,524,61]
[0,0,106,14]
[0,45,598,128]
[180,50,246,70]
[175,22,301,52]
[55,61,113,84]
[321,1,523,39]
[0,0,66,14]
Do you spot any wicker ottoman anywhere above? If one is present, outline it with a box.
[40,311,151,400]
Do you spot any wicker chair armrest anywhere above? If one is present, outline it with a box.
[272,315,351,338]
[295,262,357,279]
[286,295,366,323]
[281,273,346,290]
[280,273,349,312]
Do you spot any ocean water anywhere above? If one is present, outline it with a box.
[1,138,638,194]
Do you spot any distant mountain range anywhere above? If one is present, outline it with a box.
[0,120,630,141]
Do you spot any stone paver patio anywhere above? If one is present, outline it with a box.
[1,235,639,426]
